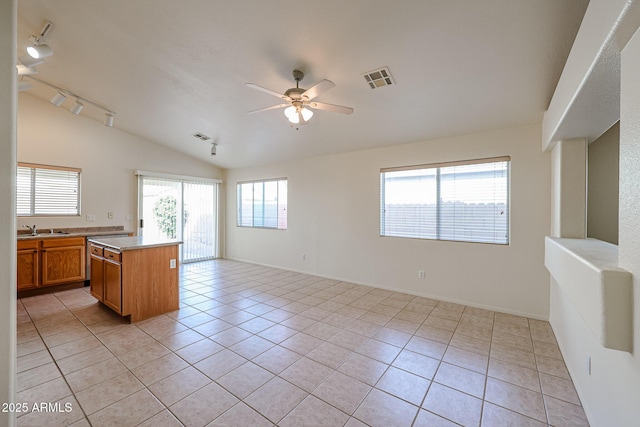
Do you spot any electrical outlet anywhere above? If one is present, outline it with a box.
[86,214,96,222]
[107,211,114,220]
[170,259,176,269]
[418,270,425,279]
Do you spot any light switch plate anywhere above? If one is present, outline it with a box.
[170,259,176,269]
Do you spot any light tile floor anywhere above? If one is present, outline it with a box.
[16,259,590,426]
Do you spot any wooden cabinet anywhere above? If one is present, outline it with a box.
[91,245,124,314]
[17,240,39,290]
[17,237,86,291]
[103,258,122,312]
[88,238,180,322]
[41,237,86,286]
[89,244,105,301]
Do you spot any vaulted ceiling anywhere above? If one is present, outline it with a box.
[17,0,588,169]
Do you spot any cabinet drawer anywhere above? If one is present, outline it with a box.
[104,248,121,263]
[17,240,39,250]
[42,237,86,248]
[90,244,104,257]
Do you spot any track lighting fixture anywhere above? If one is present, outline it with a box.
[24,76,116,127]
[69,99,84,115]
[50,92,67,107]
[26,21,54,59]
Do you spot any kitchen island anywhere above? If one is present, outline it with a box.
[87,236,182,322]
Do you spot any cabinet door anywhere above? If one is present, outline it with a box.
[103,259,122,313]
[17,249,39,290]
[90,255,104,301]
[42,245,86,286]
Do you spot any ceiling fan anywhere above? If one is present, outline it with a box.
[246,69,354,125]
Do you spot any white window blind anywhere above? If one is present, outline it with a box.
[17,163,81,217]
[237,178,287,229]
[380,157,509,244]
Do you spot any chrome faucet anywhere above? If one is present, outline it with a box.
[24,225,37,236]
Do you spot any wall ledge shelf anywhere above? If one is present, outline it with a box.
[545,237,632,352]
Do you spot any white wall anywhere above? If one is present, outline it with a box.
[226,124,552,318]
[0,1,18,425]
[17,94,224,232]
[587,122,619,244]
[544,1,640,425]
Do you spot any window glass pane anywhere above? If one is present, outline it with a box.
[439,161,509,243]
[238,182,254,227]
[382,169,437,239]
[236,178,287,230]
[263,180,278,228]
[278,180,288,229]
[34,168,80,215]
[380,158,509,244]
[16,167,32,216]
[253,182,264,227]
[17,164,81,217]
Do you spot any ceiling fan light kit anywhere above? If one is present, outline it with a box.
[246,69,353,127]
[284,105,313,124]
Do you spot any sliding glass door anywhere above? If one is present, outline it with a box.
[138,173,219,263]
[182,181,218,262]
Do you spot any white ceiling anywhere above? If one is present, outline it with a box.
[17,0,589,169]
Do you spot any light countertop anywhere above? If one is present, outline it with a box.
[87,235,182,251]
[17,226,131,241]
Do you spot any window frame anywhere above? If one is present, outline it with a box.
[17,162,82,217]
[236,177,288,230]
[380,156,510,245]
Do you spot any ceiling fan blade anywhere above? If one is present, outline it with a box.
[245,83,289,100]
[302,79,335,100]
[308,101,354,115]
[247,104,289,114]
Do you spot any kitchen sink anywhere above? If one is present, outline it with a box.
[20,231,71,237]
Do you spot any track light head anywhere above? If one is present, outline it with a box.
[211,143,217,156]
[69,99,84,115]
[50,92,67,107]
[26,21,54,59]
[18,81,32,92]
[19,54,45,68]
[104,113,115,127]
[27,42,53,59]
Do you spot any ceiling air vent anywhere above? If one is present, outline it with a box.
[192,132,211,142]
[362,67,394,89]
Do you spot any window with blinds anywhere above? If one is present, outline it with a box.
[237,178,287,229]
[17,163,81,217]
[380,157,509,244]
